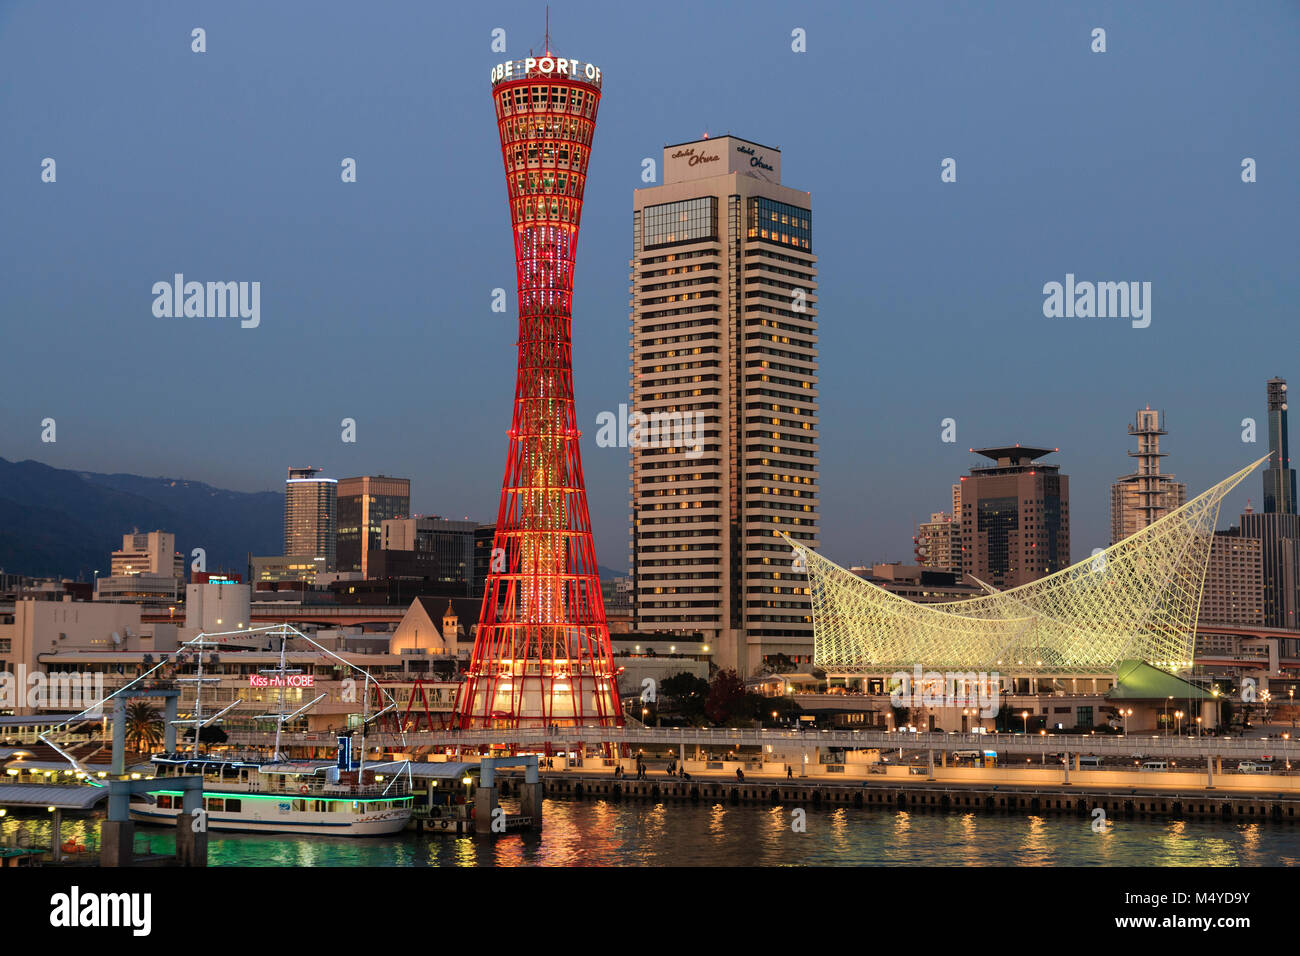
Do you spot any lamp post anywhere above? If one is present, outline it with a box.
[1175,710,1184,736]
[1021,710,1030,736]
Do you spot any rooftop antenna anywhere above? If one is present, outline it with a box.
[545,5,550,54]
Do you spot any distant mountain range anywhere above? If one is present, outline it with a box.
[0,458,282,581]
[0,458,631,583]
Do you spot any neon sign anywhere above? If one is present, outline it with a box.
[248,674,314,688]
[491,58,602,84]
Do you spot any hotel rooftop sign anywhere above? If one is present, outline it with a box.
[663,135,782,185]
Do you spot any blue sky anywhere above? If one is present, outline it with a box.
[1,0,1296,571]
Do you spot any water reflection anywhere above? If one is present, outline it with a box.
[1020,815,1050,866]
[6,802,1300,867]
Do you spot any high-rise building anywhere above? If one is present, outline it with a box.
[1238,379,1300,629]
[337,476,411,577]
[284,467,337,571]
[629,134,820,676]
[1198,525,1264,626]
[460,51,622,729]
[110,531,184,581]
[95,530,185,606]
[1239,509,1300,629]
[958,445,1070,589]
[1264,377,1297,514]
[1110,408,1187,543]
[914,512,959,572]
[380,516,476,593]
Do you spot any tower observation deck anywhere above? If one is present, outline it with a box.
[458,53,622,730]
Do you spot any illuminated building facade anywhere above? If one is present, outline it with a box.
[958,446,1069,589]
[337,475,411,578]
[284,467,337,571]
[459,52,621,729]
[629,135,820,676]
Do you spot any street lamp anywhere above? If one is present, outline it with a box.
[1175,710,1184,736]
[1021,710,1030,735]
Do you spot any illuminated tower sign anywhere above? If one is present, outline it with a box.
[458,52,622,730]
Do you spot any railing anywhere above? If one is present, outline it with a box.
[242,778,408,798]
[218,725,1300,759]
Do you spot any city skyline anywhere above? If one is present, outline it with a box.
[2,2,1298,892]
[1,1,1296,573]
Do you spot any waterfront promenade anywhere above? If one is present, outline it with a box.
[225,725,1300,762]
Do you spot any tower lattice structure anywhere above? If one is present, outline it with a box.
[459,53,622,730]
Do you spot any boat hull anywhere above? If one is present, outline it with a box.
[129,802,411,836]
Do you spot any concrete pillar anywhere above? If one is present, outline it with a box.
[475,786,499,836]
[1207,755,1215,790]
[1073,753,1080,771]
[927,749,935,781]
[107,780,131,821]
[518,781,543,826]
[175,786,207,866]
[679,743,685,764]
[50,808,62,863]
[1063,753,1070,785]
[99,821,135,867]
[940,751,948,768]
[164,695,178,753]
[111,697,127,776]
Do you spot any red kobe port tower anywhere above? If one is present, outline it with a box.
[458,52,623,730]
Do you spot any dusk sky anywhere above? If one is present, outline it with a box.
[2,0,1296,571]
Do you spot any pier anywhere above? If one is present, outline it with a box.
[504,767,1300,824]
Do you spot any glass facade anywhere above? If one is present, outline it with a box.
[643,197,718,248]
[747,197,811,251]
[978,497,1017,581]
[284,473,337,570]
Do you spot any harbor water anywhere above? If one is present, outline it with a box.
[7,798,1300,866]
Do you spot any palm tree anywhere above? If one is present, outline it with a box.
[124,701,163,753]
